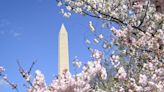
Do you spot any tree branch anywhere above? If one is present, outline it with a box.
[137,0,150,28]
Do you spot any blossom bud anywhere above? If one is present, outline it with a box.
[89,21,95,32]
[98,34,103,39]
[94,38,99,44]
[85,39,91,44]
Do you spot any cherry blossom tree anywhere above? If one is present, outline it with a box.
[1,0,164,92]
[56,0,164,91]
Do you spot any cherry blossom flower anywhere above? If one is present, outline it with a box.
[116,66,127,81]
[91,49,103,60]
[0,66,5,74]
[73,56,82,68]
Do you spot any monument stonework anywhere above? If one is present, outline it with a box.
[58,24,69,75]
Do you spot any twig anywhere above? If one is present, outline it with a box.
[28,60,37,74]
[138,0,150,28]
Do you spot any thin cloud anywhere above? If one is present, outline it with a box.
[13,32,22,38]
[10,30,22,38]
[0,30,22,39]
[0,18,22,39]
[0,19,10,28]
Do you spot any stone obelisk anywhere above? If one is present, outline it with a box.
[58,24,69,75]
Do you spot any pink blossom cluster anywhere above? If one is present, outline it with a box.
[27,49,107,92]
[28,70,47,92]
[110,24,164,91]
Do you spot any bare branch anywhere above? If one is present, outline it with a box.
[28,60,37,74]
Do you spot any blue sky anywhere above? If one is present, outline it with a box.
[0,0,103,91]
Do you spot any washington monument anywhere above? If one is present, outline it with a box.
[58,24,69,75]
